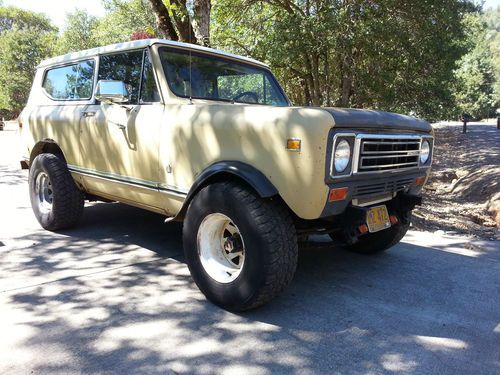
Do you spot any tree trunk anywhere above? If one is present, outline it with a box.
[337,55,352,107]
[304,54,322,106]
[171,0,198,44]
[147,0,178,41]
[193,0,211,46]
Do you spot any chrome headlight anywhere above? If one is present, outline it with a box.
[334,139,351,172]
[420,139,430,164]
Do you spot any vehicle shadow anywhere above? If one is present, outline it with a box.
[2,202,499,375]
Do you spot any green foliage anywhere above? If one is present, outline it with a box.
[57,10,100,54]
[482,6,500,112]
[0,5,55,34]
[93,0,160,45]
[453,11,497,119]
[212,0,481,121]
[0,0,498,121]
[0,6,57,117]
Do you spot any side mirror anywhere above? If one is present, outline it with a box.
[95,80,129,103]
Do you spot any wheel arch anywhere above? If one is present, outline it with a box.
[174,161,279,221]
[29,139,67,167]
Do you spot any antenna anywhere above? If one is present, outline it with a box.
[188,0,193,104]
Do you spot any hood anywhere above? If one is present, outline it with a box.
[320,108,432,133]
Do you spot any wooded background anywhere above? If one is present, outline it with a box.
[0,0,498,122]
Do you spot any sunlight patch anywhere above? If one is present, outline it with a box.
[414,335,468,352]
[381,353,417,372]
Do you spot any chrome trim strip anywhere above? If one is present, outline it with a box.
[362,150,421,155]
[361,153,420,160]
[359,161,419,169]
[356,134,423,140]
[67,164,188,197]
[362,141,420,145]
[352,193,394,207]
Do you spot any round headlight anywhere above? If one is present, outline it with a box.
[420,140,430,164]
[334,139,351,172]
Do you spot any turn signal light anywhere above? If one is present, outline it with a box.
[389,215,399,225]
[329,187,349,202]
[286,139,301,151]
[415,176,426,186]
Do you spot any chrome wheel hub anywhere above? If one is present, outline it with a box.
[35,171,53,214]
[197,213,245,283]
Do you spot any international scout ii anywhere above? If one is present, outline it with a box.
[19,39,433,310]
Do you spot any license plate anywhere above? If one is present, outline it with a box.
[366,205,391,233]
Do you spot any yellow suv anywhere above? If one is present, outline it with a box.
[19,39,433,311]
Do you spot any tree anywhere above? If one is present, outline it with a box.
[453,12,497,119]
[94,0,161,45]
[148,0,211,46]
[57,9,99,54]
[0,5,54,33]
[212,0,479,120]
[0,6,57,118]
[482,6,500,113]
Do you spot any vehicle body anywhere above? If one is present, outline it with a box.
[19,39,433,310]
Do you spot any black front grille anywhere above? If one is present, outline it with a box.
[358,138,420,172]
[353,177,414,197]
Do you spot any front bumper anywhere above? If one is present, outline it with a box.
[320,169,428,217]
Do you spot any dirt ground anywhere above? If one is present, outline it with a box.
[412,122,500,241]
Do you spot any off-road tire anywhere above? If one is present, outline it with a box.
[29,153,84,231]
[183,181,298,311]
[332,213,411,254]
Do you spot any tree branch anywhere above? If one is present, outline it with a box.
[147,0,179,40]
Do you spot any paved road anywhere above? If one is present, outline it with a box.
[0,125,499,375]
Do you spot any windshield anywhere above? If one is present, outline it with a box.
[159,47,289,106]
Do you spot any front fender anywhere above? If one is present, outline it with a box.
[173,161,278,220]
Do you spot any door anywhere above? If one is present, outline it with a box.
[80,49,164,210]
[31,59,96,167]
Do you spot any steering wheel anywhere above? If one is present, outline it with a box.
[232,91,259,103]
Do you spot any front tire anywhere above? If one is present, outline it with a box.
[29,153,84,231]
[183,182,298,311]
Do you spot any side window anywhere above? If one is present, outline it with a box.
[98,51,143,104]
[42,60,95,100]
[140,50,161,103]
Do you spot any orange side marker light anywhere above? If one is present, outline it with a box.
[329,187,349,202]
[415,176,426,186]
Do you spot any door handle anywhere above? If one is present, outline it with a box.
[82,111,96,118]
[109,120,126,130]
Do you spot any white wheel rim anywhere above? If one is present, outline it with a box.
[35,171,53,214]
[197,213,245,283]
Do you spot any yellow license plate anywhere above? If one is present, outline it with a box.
[366,205,391,233]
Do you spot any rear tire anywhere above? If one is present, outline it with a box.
[183,181,298,311]
[331,212,411,254]
[29,153,84,231]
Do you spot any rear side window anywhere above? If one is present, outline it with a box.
[42,60,95,100]
[98,51,143,104]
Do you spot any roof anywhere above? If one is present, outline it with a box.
[37,38,269,69]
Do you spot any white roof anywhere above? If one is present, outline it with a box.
[38,38,269,69]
